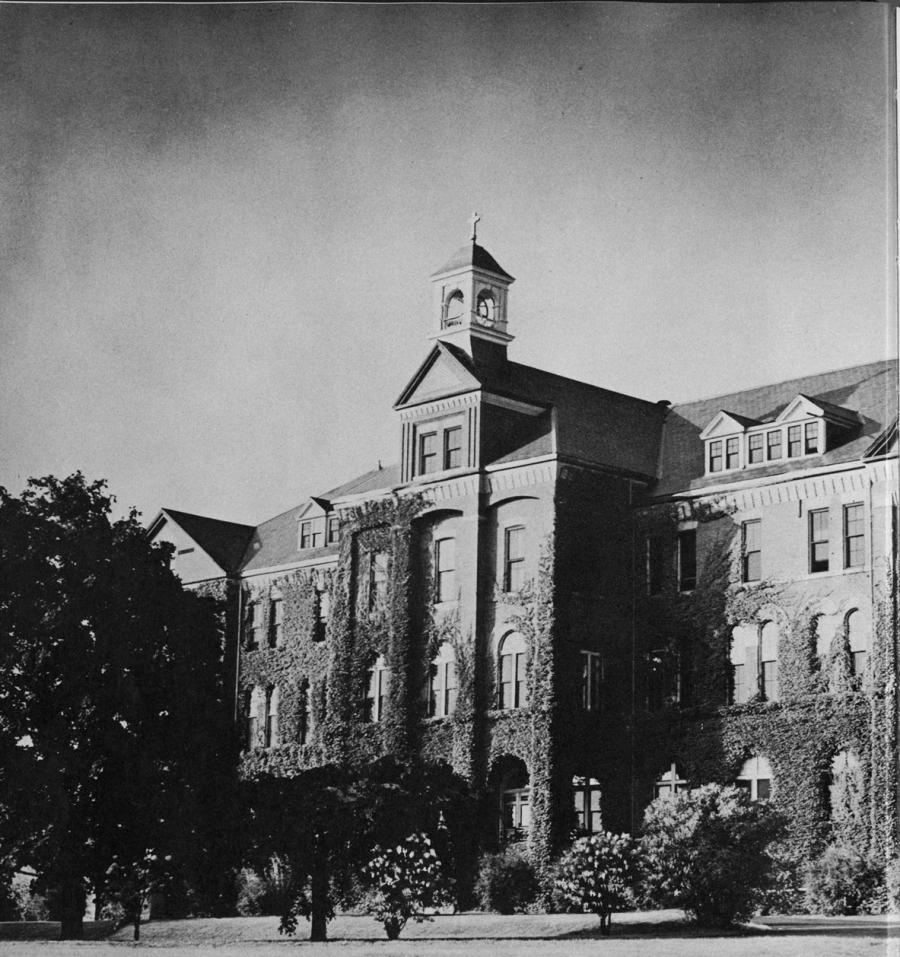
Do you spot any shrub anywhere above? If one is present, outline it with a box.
[474,848,538,914]
[886,857,900,915]
[639,783,784,926]
[804,844,883,915]
[236,857,294,917]
[363,833,453,940]
[552,832,637,935]
[755,842,806,916]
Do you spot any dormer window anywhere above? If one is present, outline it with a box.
[700,394,855,478]
[300,520,323,549]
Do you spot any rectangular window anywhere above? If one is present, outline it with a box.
[268,598,283,647]
[581,651,602,712]
[504,525,526,592]
[677,529,697,592]
[731,663,747,705]
[264,688,279,748]
[709,440,723,473]
[327,516,340,545]
[805,421,819,454]
[418,431,438,475]
[748,433,763,464]
[787,424,802,458]
[767,430,782,461]
[300,520,322,549]
[368,551,388,611]
[646,536,663,595]
[443,426,463,470]
[761,659,778,702]
[646,650,667,711]
[809,509,829,573]
[573,778,602,833]
[246,602,262,649]
[742,520,761,583]
[365,666,390,722]
[725,436,740,470]
[245,692,258,749]
[435,537,456,603]
[315,588,329,642]
[844,504,864,568]
[429,660,458,718]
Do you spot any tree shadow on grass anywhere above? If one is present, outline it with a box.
[0,920,118,941]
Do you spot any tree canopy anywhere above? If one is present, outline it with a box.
[0,473,237,938]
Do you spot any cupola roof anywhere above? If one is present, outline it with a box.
[430,241,514,281]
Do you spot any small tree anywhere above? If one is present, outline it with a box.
[640,783,783,926]
[364,833,453,939]
[102,852,171,941]
[553,832,636,935]
[804,843,883,915]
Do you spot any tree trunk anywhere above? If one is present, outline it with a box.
[58,879,85,940]
[309,867,328,942]
[133,909,141,942]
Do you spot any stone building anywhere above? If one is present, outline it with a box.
[149,233,898,869]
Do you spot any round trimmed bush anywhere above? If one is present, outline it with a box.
[474,848,538,914]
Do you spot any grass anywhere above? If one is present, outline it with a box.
[0,911,896,957]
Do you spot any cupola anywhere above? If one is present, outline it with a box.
[430,214,515,365]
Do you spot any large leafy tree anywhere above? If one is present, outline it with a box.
[0,473,237,939]
[245,757,473,942]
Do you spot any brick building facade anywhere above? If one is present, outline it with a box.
[149,235,899,868]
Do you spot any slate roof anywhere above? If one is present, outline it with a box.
[161,509,255,574]
[651,359,898,498]
[240,503,337,573]
[430,242,514,281]
[440,341,667,478]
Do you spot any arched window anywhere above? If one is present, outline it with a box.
[498,633,528,709]
[247,686,265,749]
[443,290,465,328]
[476,290,496,324]
[654,762,687,800]
[760,622,779,702]
[364,655,390,723]
[265,686,280,748]
[573,775,602,832]
[846,610,867,680]
[298,679,311,745]
[736,755,772,801]
[428,643,457,718]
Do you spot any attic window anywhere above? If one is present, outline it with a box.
[699,394,852,478]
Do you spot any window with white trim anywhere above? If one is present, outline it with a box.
[581,650,602,712]
[573,775,602,832]
[499,632,528,709]
[428,643,457,717]
[364,656,390,722]
[654,763,688,800]
[735,755,772,800]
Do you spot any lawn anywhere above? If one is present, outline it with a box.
[0,911,896,956]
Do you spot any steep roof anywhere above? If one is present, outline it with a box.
[652,358,898,498]
[430,242,514,281]
[437,341,667,478]
[160,509,255,574]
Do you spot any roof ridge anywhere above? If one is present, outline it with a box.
[163,507,255,531]
[504,360,661,409]
[670,358,896,409]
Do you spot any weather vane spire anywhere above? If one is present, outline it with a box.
[470,211,481,243]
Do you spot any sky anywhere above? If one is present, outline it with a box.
[0,3,895,526]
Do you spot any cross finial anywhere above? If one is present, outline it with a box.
[469,211,481,243]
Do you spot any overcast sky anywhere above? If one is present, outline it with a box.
[1,3,895,525]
